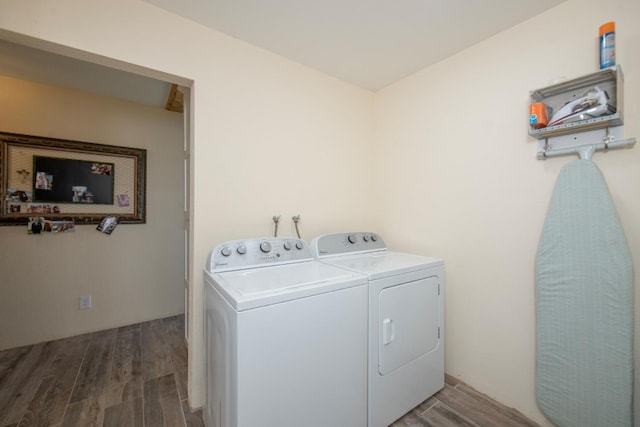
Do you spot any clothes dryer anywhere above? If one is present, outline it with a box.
[204,237,368,427]
[311,232,445,427]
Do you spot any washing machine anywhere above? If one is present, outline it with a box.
[311,232,445,427]
[203,237,368,427]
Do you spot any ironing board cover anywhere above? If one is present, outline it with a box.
[535,159,633,427]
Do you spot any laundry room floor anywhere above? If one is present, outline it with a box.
[390,375,539,427]
[0,315,201,427]
[0,315,538,427]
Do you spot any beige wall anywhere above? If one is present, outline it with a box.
[0,0,376,411]
[373,0,639,424]
[0,0,638,424]
[0,75,185,349]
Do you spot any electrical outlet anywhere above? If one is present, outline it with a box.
[80,295,92,309]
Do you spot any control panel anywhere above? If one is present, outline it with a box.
[207,237,313,272]
[311,232,386,258]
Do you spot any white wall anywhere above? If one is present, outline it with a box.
[0,75,185,349]
[1,0,637,424]
[0,0,376,410]
[373,0,639,424]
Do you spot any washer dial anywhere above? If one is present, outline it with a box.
[260,241,272,253]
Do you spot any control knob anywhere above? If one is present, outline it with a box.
[363,235,370,242]
[295,241,304,250]
[259,241,272,253]
[236,245,247,255]
[371,234,377,242]
[220,246,232,257]
[347,234,357,244]
[283,241,292,251]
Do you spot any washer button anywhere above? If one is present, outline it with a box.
[347,234,357,244]
[260,242,272,253]
[221,246,232,257]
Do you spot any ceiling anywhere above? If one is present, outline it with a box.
[140,0,566,91]
[0,0,566,109]
[0,39,174,109]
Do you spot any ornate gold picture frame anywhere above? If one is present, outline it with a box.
[0,132,146,225]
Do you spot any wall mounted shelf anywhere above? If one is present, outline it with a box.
[529,66,635,160]
[529,66,623,139]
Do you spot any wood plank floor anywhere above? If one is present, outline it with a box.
[0,316,538,426]
[0,316,201,427]
[391,375,539,427]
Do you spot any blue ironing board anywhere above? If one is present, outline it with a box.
[536,159,633,427]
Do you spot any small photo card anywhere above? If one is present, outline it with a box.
[43,219,75,233]
[117,194,130,207]
[97,216,118,235]
[28,217,44,234]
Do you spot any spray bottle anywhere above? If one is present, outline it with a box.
[599,22,615,69]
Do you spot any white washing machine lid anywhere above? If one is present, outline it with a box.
[205,260,367,311]
[320,251,443,280]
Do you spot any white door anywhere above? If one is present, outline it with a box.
[378,276,440,375]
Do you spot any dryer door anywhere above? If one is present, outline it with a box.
[378,276,439,375]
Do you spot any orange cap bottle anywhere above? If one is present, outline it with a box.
[599,22,615,69]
